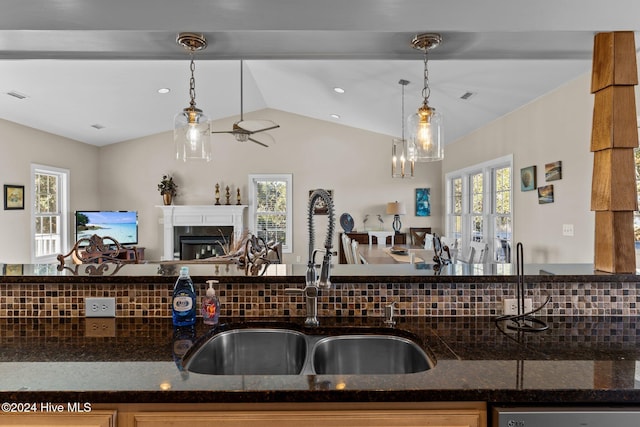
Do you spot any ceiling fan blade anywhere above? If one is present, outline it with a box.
[211,130,235,134]
[237,120,280,133]
[248,137,269,148]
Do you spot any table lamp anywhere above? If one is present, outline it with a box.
[386,201,406,234]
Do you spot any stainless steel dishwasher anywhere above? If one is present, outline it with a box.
[493,407,640,427]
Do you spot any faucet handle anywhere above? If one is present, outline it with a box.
[284,287,304,296]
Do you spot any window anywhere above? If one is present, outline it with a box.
[446,155,512,263]
[248,174,293,253]
[470,172,484,242]
[31,164,69,262]
[450,177,463,241]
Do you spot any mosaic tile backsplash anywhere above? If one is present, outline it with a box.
[1,280,640,318]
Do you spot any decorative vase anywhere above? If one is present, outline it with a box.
[163,193,173,206]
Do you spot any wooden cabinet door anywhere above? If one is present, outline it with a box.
[0,410,116,426]
[133,409,483,427]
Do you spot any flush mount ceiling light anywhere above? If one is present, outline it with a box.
[174,32,212,162]
[392,79,415,179]
[408,33,444,162]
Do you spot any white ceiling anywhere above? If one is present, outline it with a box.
[0,0,639,147]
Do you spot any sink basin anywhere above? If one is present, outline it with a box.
[312,335,432,375]
[184,328,307,375]
[184,326,434,376]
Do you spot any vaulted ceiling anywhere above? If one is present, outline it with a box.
[0,1,638,146]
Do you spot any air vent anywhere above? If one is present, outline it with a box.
[460,91,476,100]
[91,124,105,130]
[6,91,28,100]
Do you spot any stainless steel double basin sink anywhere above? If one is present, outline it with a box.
[183,326,435,376]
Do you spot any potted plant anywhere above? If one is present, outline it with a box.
[158,174,178,205]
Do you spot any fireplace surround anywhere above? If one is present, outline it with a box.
[158,205,247,260]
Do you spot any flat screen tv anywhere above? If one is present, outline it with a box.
[75,210,138,246]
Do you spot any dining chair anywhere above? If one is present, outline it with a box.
[342,234,355,264]
[351,240,367,264]
[367,230,394,246]
[469,241,489,263]
[456,246,475,264]
[409,227,432,246]
[423,233,434,250]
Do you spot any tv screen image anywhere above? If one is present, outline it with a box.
[75,211,138,246]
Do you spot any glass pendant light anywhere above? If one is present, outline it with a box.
[408,33,443,162]
[392,79,415,178]
[175,33,212,162]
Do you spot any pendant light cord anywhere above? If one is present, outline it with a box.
[401,82,405,141]
[240,60,244,121]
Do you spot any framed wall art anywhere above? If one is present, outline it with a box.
[309,189,333,215]
[545,160,562,182]
[3,264,24,275]
[538,184,554,204]
[4,184,24,210]
[520,166,537,191]
[415,188,431,217]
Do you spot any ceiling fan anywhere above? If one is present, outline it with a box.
[212,60,280,147]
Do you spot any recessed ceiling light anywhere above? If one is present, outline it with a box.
[333,87,345,94]
[158,88,170,94]
[330,114,340,119]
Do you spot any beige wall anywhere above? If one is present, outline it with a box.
[98,109,443,262]
[2,68,624,265]
[0,118,100,263]
[443,73,595,263]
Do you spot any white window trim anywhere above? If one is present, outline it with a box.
[445,155,513,262]
[248,173,293,254]
[30,163,70,263]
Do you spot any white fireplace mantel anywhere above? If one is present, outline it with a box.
[157,205,247,260]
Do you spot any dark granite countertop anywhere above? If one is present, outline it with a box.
[3,262,639,283]
[1,316,640,405]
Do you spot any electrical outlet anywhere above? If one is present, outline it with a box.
[85,297,116,318]
[503,298,533,315]
[85,318,116,337]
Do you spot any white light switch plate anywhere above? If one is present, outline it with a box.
[562,224,574,236]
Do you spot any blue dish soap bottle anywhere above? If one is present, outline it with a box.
[172,266,196,326]
[201,279,220,326]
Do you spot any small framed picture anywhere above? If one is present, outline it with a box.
[520,166,537,191]
[4,184,25,210]
[3,264,23,275]
[415,188,431,217]
[538,185,554,204]
[545,160,562,182]
[309,189,333,215]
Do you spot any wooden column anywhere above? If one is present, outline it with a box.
[590,31,638,273]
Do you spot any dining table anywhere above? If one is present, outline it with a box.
[357,244,435,265]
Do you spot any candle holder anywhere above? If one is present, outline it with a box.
[214,183,221,205]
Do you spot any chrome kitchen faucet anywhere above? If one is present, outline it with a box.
[285,189,335,327]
